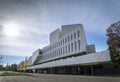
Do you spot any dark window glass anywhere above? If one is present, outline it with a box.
[63,46,64,54]
[68,36,70,42]
[71,43,73,51]
[78,40,80,49]
[68,44,70,53]
[66,45,67,53]
[74,33,76,39]
[74,41,77,50]
[63,39,64,44]
[65,37,67,43]
[71,34,73,41]
[77,31,80,38]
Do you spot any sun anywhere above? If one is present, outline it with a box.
[2,21,21,37]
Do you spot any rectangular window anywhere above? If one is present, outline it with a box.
[53,45,54,49]
[63,46,64,54]
[71,34,73,41]
[57,43,58,47]
[52,51,55,57]
[66,45,67,54]
[74,41,77,50]
[77,31,80,38]
[63,39,64,44]
[57,49,59,56]
[53,50,54,56]
[74,33,76,39]
[61,48,62,55]
[68,36,70,42]
[55,44,57,48]
[71,43,73,52]
[59,42,60,46]
[60,48,61,55]
[65,37,67,43]
[59,48,60,55]
[61,40,62,45]
[55,50,56,56]
[68,44,70,53]
[78,40,80,49]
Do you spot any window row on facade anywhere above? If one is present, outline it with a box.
[42,40,81,60]
[43,30,80,54]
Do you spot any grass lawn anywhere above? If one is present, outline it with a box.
[0,72,31,76]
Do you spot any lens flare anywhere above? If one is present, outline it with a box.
[2,21,21,37]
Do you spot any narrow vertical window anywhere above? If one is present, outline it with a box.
[57,49,59,56]
[65,37,67,43]
[66,45,67,54]
[71,34,73,41]
[74,41,77,50]
[55,44,57,48]
[61,48,62,55]
[78,40,80,49]
[59,42,60,46]
[63,46,64,54]
[61,40,62,45]
[54,50,56,56]
[63,39,64,44]
[59,48,60,55]
[71,43,73,52]
[68,36,70,42]
[77,31,80,38]
[68,44,70,53]
[74,33,76,39]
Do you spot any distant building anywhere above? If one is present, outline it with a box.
[0,65,3,71]
[18,23,111,75]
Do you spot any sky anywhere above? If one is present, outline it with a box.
[0,55,25,65]
[0,0,120,64]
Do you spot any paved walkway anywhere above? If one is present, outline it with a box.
[0,74,120,82]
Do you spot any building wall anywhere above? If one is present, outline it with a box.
[87,44,96,54]
[38,24,88,63]
[21,23,112,75]
[50,28,60,45]
[27,50,111,69]
[32,49,40,64]
[28,56,32,66]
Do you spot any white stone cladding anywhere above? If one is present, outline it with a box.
[28,56,32,66]
[38,24,88,63]
[28,49,42,65]
[27,23,111,67]
[27,51,111,69]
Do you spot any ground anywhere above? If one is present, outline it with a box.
[0,73,120,82]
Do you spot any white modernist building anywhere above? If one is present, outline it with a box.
[24,24,111,75]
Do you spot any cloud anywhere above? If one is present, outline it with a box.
[0,0,120,57]
[0,34,48,56]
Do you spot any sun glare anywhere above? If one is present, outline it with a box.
[3,22,21,37]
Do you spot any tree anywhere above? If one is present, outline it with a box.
[20,61,24,70]
[106,21,120,67]
[11,64,17,71]
[19,57,28,72]
[24,56,28,68]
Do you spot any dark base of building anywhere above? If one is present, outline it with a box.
[20,65,120,76]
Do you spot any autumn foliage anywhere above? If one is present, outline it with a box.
[107,21,120,62]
